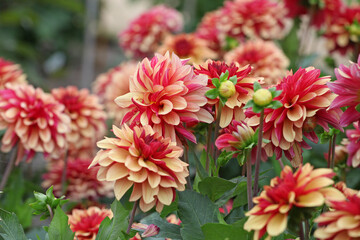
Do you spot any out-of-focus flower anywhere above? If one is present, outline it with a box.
[247,67,342,166]
[90,124,188,213]
[0,84,70,164]
[314,186,360,240]
[244,163,344,239]
[42,158,113,201]
[224,40,289,86]
[119,5,183,58]
[0,58,27,89]
[93,62,137,124]
[194,60,259,127]
[115,52,213,144]
[68,207,113,240]
[166,214,181,225]
[219,199,234,214]
[221,0,288,41]
[132,223,160,238]
[324,138,348,165]
[157,34,217,64]
[346,122,360,167]
[328,55,360,127]
[130,233,142,240]
[52,86,106,158]
[334,181,358,198]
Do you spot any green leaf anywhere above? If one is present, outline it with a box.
[232,182,248,208]
[229,75,237,85]
[219,95,227,106]
[205,88,218,99]
[217,151,235,167]
[198,177,237,201]
[201,222,249,240]
[47,207,74,240]
[211,78,220,88]
[271,90,282,98]
[141,212,181,240]
[252,104,263,113]
[243,100,254,109]
[356,103,360,113]
[193,149,209,180]
[177,190,219,240]
[253,81,261,92]
[219,71,229,82]
[95,200,130,240]
[0,208,27,240]
[269,101,283,109]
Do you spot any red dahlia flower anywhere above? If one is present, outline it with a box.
[346,122,360,167]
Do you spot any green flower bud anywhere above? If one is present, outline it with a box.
[253,89,272,107]
[219,80,236,98]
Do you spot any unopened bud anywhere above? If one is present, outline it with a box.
[253,89,272,107]
[219,80,236,98]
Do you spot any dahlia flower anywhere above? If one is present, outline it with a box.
[224,40,289,86]
[328,55,360,127]
[194,60,259,128]
[157,34,217,64]
[221,0,288,41]
[246,67,342,166]
[68,207,113,240]
[346,122,360,168]
[244,163,344,239]
[93,62,137,124]
[51,86,106,158]
[90,124,189,213]
[0,84,70,164]
[166,214,181,225]
[334,181,358,198]
[0,58,27,89]
[314,189,360,240]
[42,158,113,201]
[115,52,213,144]
[119,5,183,58]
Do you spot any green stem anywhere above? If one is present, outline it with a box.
[183,143,192,190]
[299,221,305,240]
[211,103,223,174]
[253,110,264,196]
[0,146,18,192]
[330,134,337,169]
[206,124,212,172]
[61,151,68,195]
[246,150,253,210]
[127,200,138,234]
[46,204,54,220]
[327,137,332,168]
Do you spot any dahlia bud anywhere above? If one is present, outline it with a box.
[253,89,273,107]
[219,80,236,98]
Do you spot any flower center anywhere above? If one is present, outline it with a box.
[174,39,193,57]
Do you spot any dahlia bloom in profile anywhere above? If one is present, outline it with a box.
[221,0,288,41]
[115,52,213,144]
[52,86,106,158]
[224,40,289,86]
[0,58,27,89]
[244,163,344,240]
[119,5,183,58]
[334,181,358,198]
[194,60,260,127]
[42,158,113,201]
[328,55,360,127]
[314,189,360,240]
[68,207,113,240]
[0,84,70,164]
[93,62,137,124]
[157,34,217,64]
[90,124,189,212]
[346,122,360,168]
[246,67,342,166]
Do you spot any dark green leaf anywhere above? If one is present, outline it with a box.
[252,104,263,113]
[198,177,237,201]
[243,100,254,109]
[0,208,27,240]
[217,151,235,167]
[201,222,249,240]
[205,88,218,99]
[232,182,248,208]
[211,78,220,88]
[193,149,209,180]
[47,207,74,240]
[219,96,227,106]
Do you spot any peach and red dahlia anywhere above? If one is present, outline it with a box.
[0,84,70,164]
[194,60,259,128]
[346,122,360,168]
[115,52,213,144]
[314,188,360,240]
[157,34,217,64]
[90,124,189,213]
[68,207,113,240]
[51,86,106,158]
[224,40,289,86]
[221,0,288,41]
[42,158,113,201]
[244,163,344,240]
[119,5,183,58]
[0,58,27,89]
[328,55,360,127]
[246,67,342,166]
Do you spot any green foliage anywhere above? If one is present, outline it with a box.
[46,207,74,240]
[140,213,182,240]
[201,221,250,240]
[198,177,237,201]
[0,208,27,240]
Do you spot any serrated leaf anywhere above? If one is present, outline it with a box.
[198,177,237,201]
[0,208,27,240]
[177,190,219,240]
[211,78,220,88]
[141,212,182,240]
[47,207,74,240]
[205,88,218,99]
[253,81,261,92]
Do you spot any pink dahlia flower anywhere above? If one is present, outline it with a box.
[90,124,188,212]
[157,34,217,64]
[194,60,260,127]
[68,207,113,240]
[346,122,360,168]
[52,86,107,158]
[221,0,288,41]
[0,84,70,164]
[119,5,183,58]
[328,55,360,127]
[0,58,27,89]
[224,40,289,86]
[42,158,113,201]
[247,67,342,166]
[115,52,213,144]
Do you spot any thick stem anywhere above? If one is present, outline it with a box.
[127,201,139,234]
[277,158,284,169]
[183,144,192,190]
[246,151,253,210]
[46,204,54,220]
[0,147,18,192]
[212,104,222,165]
[253,110,264,196]
[299,221,305,240]
[61,151,68,195]
[327,137,332,168]
[304,219,310,240]
[205,124,212,172]
[330,134,337,169]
